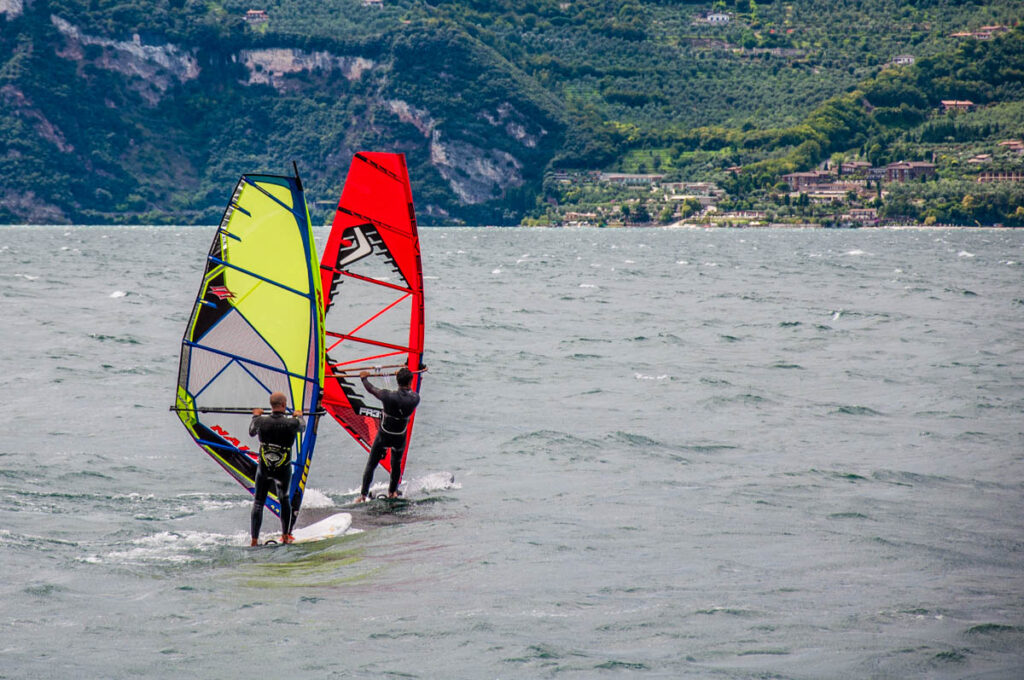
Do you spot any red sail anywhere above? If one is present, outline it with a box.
[319,153,424,480]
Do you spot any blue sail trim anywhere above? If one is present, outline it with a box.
[218,227,243,241]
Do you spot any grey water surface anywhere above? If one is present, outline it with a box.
[1,225,1022,679]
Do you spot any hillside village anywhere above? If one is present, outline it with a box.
[540,135,1024,228]
[534,18,1024,229]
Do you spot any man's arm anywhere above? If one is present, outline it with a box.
[249,409,264,437]
[360,371,384,401]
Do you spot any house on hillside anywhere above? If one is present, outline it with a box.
[975,25,1009,39]
[599,172,665,187]
[562,211,598,227]
[840,160,874,176]
[941,100,975,113]
[892,54,916,66]
[977,172,1024,183]
[836,208,879,227]
[663,182,725,207]
[782,170,832,192]
[705,12,731,25]
[245,9,268,23]
[362,0,383,7]
[950,25,1008,40]
[885,161,936,182]
[850,208,878,221]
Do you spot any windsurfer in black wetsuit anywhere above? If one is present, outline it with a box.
[248,391,304,546]
[356,367,421,502]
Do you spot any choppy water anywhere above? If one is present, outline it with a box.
[1,225,1022,679]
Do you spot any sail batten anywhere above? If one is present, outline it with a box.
[182,340,320,384]
[174,172,325,522]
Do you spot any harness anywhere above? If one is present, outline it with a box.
[259,442,291,469]
[380,416,408,436]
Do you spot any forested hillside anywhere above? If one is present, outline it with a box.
[0,0,1021,225]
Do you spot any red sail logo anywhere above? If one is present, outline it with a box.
[209,285,235,300]
[211,424,250,452]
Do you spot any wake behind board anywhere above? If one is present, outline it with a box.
[343,493,410,508]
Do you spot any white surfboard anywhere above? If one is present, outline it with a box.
[290,512,353,544]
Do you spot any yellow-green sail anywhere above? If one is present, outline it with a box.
[174,171,324,520]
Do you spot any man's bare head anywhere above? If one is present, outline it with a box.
[269,392,288,410]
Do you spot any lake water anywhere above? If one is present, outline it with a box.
[1,225,1022,678]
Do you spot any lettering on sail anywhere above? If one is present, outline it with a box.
[212,424,251,452]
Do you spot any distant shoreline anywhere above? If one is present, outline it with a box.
[0,223,1019,230]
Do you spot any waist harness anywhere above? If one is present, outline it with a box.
[380,416,408,436]
[259,443,291,469]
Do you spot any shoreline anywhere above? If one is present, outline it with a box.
[0,222,1019,230]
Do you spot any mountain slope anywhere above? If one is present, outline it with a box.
[0,0,1021,224]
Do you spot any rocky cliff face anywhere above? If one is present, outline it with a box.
[51,16,199,106]
[238,49,377,89]
[0,13,562,224]
[388,98,547,205]
[0,0,23,19]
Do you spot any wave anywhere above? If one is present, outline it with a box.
[830,404,885,416]
[88,333,141,344]
[502,430,602,455]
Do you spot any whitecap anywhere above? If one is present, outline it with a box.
[579,284,597,289]
[845,249,866,256]
[14,274,38,281]
[958,251,975,258]
[86,530,245,565]
[347,471,459,498]
[405,471,460,494]
[635,373,669,381]
[300,487,334,509]
[492,268,502,274]
[109,291,127,298]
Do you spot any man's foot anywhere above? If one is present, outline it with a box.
[250,537,259,547]
[388,491,400,499]
[354,495,367,504]
[282,534,295,545]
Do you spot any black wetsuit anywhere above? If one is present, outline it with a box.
[360,377,420,497]
[249,411,304,539]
